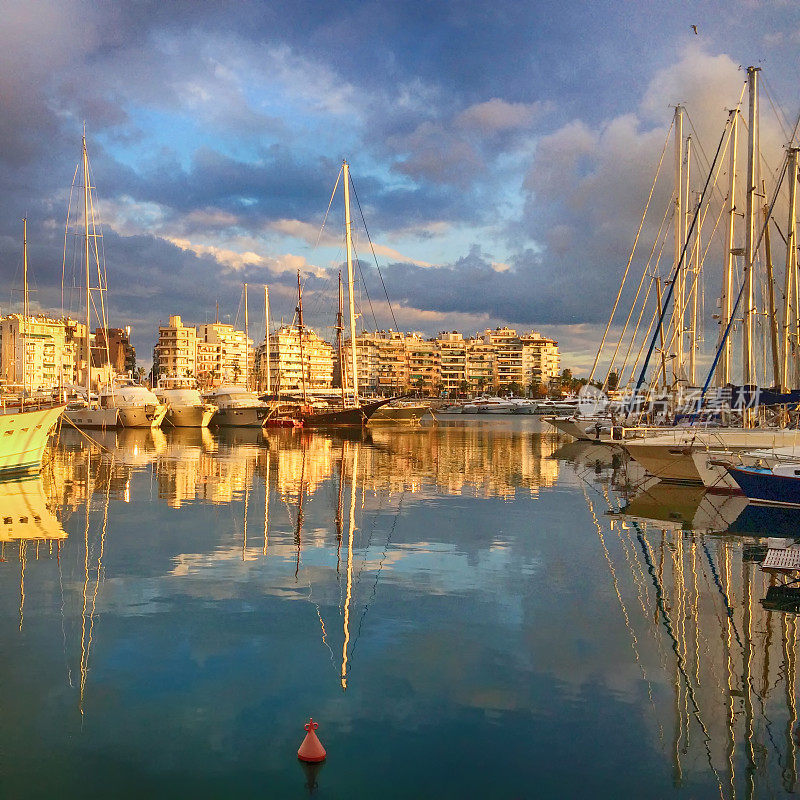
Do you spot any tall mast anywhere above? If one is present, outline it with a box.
[743,67,760,391]
[782,148,799,390]
[683,135,692,383]
[763,184,780,388]
[689,192,700,385]
[296,270,308,404]
[22,218,28,396]
[244,283,249,389]
[343,161,359,403]
[336,270,347,409]
[719,110,738,386]
[672,107,684,386]
[83,132,91,397]
[264,286,271,395]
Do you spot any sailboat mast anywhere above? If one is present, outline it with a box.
[22,218,28,397]
[264,286,271,395]
[782,147,799,391]
[743,67,760,391]
[343,161,359,403]
[296,270,308,404]
[672,106,684,386]
[83,133,91,397]
[719,110,738,386]
[763,186,781,388]
[337,270,347,409]
[244,283,249,389]
[689,192,700,385]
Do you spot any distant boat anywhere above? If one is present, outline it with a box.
[727,463,800,507]
[368,401,431,425]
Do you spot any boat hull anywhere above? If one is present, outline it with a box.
[63,406,119,430]
[117,403,169,428]
[301,398,394,428]
[212,406,268,428]
[165,405,216,428]
[727,466,800,507]
[0,405,64,476]
[368,404,430,425]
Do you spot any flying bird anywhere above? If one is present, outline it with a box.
[691,24,698,34]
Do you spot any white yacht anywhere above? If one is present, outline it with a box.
[154,377,216,428]
[204,386,270,428]
[461,396,515,414]
[99,384,168,429]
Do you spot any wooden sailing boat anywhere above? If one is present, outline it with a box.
[297,165,395,427]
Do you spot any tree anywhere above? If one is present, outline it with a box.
[607,371,620,391]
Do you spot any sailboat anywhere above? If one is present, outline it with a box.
[297,162,394,428]
[62,134,119,430]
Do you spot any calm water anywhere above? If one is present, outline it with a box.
[1,417,798,798]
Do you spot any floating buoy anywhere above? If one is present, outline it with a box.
[297,717,327,762]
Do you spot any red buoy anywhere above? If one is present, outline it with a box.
[297,718,327,763]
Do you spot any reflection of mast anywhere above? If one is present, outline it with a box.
[336,441,345,573]
[341,441,359,690]
[80,452,112,717]
[722,541,737,798]
[263,449,270,556]
[743,559,756,800]
[782,613,798,792]
[336,271,347,410]
[296,270,308,405]
[18,540,26,631]
[295,439,307,580]
[242,483,249,560]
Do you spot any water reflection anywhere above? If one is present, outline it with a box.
[1,422,799,797]
[565,441,800,798]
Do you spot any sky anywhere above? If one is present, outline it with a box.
[1,0,799,374]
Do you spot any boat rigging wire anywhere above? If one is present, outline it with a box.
[349,176,400,331]
[588,118,674,384]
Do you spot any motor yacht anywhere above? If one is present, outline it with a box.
[99,383,168,428]
[204,386,271,427]
[154,377,216,428]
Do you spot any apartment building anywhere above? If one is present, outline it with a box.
[93,327,136,375]
[254,325,334,394]
[0,314,86,392]
[436,332,467,393]
[520,332,561,390]
[157,315,198,378]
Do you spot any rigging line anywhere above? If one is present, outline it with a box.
[617,274,656,387]
[635,111,732,393]
[349,175,399,331]
[696,149,791,404]
[633,523,724,792]
[61,160,81,316]
[685,85,744,206]
[315,167,343,250]
[588,117,675,383]
[615,203,674,386]
[761,74,792,143]
[604,200,674,387]
[351,240,380,331]
[348,493,406,667]
[582,484,663,740]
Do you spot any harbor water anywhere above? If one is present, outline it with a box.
[1,416,798,798]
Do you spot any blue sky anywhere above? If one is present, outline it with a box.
[1,0,799,372]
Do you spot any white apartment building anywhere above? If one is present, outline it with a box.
[157,315,197,378]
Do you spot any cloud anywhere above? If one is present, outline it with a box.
[457,98,544,132]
